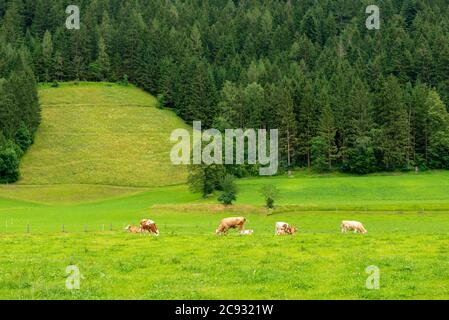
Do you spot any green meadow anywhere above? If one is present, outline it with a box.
[1,83,449,299]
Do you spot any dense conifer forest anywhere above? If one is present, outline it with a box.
[1,0,449,183]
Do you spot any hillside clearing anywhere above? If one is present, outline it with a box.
[18,82,189,188]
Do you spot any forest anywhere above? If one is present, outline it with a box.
[0,0,449,183]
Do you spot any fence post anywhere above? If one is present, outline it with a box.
[27,224,30,234]
[110,223,112,231]
[62,224,65,233]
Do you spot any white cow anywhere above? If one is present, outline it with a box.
[275,222,297,235]
[341,220,367,234]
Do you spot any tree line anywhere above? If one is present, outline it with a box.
[1,0,448,185]
[0,13,39,182]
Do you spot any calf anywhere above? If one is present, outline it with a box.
[239,229,254,235]
[125,225,141,234]
[216,217,247,235]
[275,222,297,235]
[140,219,160,236]
[341,220,367,234]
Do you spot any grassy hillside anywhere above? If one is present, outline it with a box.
[18,82,189,188]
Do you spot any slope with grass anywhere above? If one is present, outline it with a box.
[18,82,189,189]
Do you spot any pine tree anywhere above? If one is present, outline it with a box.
[41,30,53,82]
[274,83,297,175]
[426,90,449,168]
[1,0,24,44]
[53,50,64,81]
[243,82,265,128]
[317,104,338,170]
[0,79,15,138]
[374,76,410,170]
[297,80,318,167]
[96,37,110,81]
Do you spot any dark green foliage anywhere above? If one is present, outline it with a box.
[156,94,166,109]
[218,174,237,206]
[0,143,20,183]
[311,137,329,172]
[188,164,225,198]
[118,75,129,86]
[14,123,32,152]
[426,90,449,169]
[342,136,378,174]
[259,185,280,209]
[0,37,40,183]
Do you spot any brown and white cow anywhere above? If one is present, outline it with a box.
[341,220,367,234]
[140,219,160,236]
[275,222,297,235]
[216,217,247,235]
[125,225,142,234]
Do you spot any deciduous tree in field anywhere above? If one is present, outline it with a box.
[259,184,280,209]
[218,174,238,206]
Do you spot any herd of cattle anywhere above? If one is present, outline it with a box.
[125,217,368,236]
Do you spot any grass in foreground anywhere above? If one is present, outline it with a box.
[1,210,449,299]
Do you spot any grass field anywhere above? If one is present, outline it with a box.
[1,83,449,300]
[1,209,449,299]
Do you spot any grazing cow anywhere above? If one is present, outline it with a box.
[216,217,247,235]
[239,229,254,235]
[341,220,367,234]
[140,219,160,236]
[275,222,297,235]
[125,225,142,234]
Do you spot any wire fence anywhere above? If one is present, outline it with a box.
[0,220,217,235]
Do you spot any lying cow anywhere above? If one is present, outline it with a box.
[341,220,367,234]
[140,219,160,236]
[216,217,247,235]
[125,225,142,234]
[275,222,297,235]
